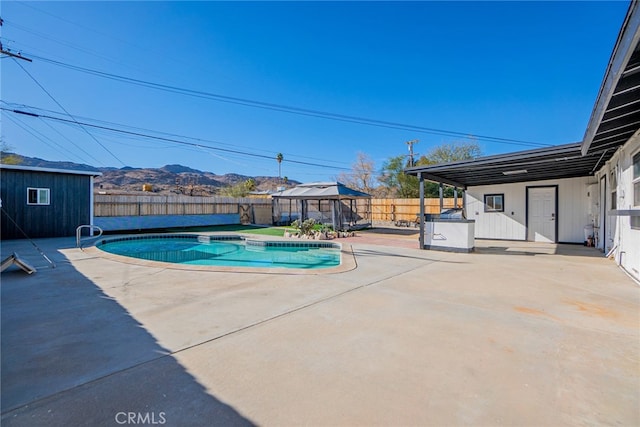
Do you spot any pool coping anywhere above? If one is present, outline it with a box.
[82,233,357,275]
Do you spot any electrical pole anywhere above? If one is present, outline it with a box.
[0,18,32,62]
[406,139,419,167]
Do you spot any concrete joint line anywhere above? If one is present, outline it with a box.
[1,254,453,416]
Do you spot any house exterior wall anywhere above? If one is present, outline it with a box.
[0,169,92,239]
[594,132,640,281]
[465,176,594,243]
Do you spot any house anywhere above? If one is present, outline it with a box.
[406,0,640,281]
[0,164,101,239]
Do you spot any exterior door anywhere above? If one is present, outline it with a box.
[528,187,556,242]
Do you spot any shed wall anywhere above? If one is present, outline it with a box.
[466,176,593,243]
[1,169,92,239]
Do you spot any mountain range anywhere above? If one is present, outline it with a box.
[1,153,299,195]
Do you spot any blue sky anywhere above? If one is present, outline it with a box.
[0,1,630,182]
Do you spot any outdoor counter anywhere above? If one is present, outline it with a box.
[423,219,475,253]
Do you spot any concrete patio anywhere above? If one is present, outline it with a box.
[1,231,638,426]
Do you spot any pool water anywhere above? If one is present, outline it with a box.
[96,235,341,269]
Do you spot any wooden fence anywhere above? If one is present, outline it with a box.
[94,194,459,223]
[366,198,461,222]
[94,194,271,217]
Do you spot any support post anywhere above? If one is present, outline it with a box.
[462,189,467,216]
[454,187,458,209]
[89,176,95,236]
[439,183,444,212]
[419,174,425,249]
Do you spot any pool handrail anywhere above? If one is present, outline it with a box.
[76,225,103,249]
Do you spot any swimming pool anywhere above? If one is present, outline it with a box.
[96,234,341,269]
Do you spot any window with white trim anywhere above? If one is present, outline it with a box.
[27,188,50,205]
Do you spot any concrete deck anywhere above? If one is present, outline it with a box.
[1,231,638,426]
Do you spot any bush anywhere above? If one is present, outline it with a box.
[291,218,316,236]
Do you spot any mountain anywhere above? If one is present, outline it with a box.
[4,153,101,173]
[1,153,299,195]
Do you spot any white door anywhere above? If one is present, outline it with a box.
[528,187,556,242]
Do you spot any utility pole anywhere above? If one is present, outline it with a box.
[406,139,419,167]
[0,18,32,62]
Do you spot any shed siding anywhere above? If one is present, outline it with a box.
[466,176,592,243]
[1,169,91,239]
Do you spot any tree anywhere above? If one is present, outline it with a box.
[220,179,257,197]
[421,140,481,165]
[0,140,21,165]
[379,155,421,198]
[378,140,482,198]
[276,153,283,182]
[336,152,376,194]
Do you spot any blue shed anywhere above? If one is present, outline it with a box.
[0,164,101,239]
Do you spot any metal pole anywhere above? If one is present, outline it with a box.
[419,174,425,249]
[439,183,444,212]
[462,189,467,216]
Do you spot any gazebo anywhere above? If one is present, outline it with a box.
[271,182,372,231]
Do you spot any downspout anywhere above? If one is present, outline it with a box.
[419,174,425,249]
[590,149,608,175]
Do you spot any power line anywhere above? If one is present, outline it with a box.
[24,53,552,148]
[3,102,352,167]
[2,107,352,171]
[12,58,125,166]
[4,113,92,164]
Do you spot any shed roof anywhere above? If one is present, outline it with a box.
[0,163,102,177]
[271,182,371,199]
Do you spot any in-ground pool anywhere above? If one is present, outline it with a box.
[96,234,341,269]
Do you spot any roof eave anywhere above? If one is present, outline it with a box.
[582,0,640,155]
[0,163,102,176]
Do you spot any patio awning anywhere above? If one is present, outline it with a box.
[271,182,371,200]
[406,2,640,190]
[404,143,604,188]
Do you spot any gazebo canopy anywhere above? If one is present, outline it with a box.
[271,182,371,200]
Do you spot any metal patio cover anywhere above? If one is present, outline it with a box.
[405,1,640,189]
[404,143,604,188]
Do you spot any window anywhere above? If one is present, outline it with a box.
[634,152,640,206]
[611,169,617,210]
[484,194,504,212]
[633,152,640,229]
[27,188,50,205]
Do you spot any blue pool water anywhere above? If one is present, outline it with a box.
[96,235,341,269]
